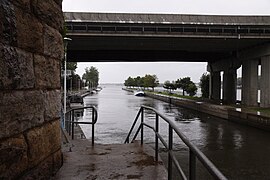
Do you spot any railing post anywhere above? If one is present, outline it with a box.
[71,110,75,140]
[155,113,159,161]
[141,107,144,145]
[189,149,196,180]
[168,125,173,180]
[68,112,71,135]
[92,108,95,146]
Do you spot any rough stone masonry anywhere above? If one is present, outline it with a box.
[0,0,64,179]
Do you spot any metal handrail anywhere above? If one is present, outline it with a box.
[125,105,227,180]
[65,106,98,145]
[66,22,270,38]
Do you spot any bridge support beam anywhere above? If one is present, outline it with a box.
[242,59,259,107]
[210,71,221,102]
[260,56,270,107]
[223,69,237,104]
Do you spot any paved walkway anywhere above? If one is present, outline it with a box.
[54,138,167,180]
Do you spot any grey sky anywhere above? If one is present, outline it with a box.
[63,0,270,15]
[62,0,269,83]
[76,62,207,84]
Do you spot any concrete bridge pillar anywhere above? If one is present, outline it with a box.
[242,59,259,106]
[260,56,270,107]
[223,69,237,104]
[211,71,221,102]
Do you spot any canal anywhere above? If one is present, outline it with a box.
[79,84,270,179]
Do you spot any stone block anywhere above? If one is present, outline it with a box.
[0,0,17,46]
[20,149,62,179]
[0,44,35,90]
[44,24,64,60]
[53,149,63,174]
[0,4,3,43]
[15,6,44,53]
[31,0,64,32]
[0,90,45,139]
[21,154,54,180]
[12,0,31,12]
[44,90,61,121]
[53,0,63,7]
[0,135,28,179]
[34,54,61,89]
[26,120,61,168]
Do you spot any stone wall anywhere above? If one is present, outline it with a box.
[0,0,63,179]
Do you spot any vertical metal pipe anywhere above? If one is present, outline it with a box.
[63,51,67,129]
[155,113,159,161]
[92,108,95,146]
[141,107,144,145]
[189,150,196,180]
[68,112,71,135]
[71,110,74,140]
[63,37,71,129]
[168,125,173,180]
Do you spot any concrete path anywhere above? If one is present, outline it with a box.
[54,139,167,180]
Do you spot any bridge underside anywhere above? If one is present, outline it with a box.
[65,12,270,107]
[66,34,268,62]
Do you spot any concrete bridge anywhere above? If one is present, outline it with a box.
[65,12,270,108]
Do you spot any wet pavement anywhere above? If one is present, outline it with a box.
[54,139,167,180]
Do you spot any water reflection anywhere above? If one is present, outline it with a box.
[79,85,270,179]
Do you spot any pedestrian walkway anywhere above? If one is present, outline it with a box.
[54,139,167,180]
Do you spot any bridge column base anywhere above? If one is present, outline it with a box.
[242,59,259,107]
[260,56,270,107]
[223,69,237,104]
[210,71,221,102]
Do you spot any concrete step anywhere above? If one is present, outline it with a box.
[54,140,167,180]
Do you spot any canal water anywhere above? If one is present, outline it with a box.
[79,84,270,179]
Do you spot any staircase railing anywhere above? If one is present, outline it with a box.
[65,106,98,145]
[125,105,227,180]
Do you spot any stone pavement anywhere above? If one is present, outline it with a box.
[54,129,167,180]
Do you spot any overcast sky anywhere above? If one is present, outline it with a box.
[62,0,269,83]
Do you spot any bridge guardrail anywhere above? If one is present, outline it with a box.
[66,22,270,38]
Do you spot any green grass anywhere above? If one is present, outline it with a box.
[151,91,201,101]
[245,107,270,116]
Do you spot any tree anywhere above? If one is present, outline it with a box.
[176,77,197,96]
[186,82,197,96]
[163,80,177,94]
[143,74,159,91]
[134,76,144,88]
[124,77,135,88]
[67,62,77,73]
[82,66,99,88]
[199,73,210,98]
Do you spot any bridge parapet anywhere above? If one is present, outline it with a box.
[64,12,270,26]
[64,12,270,39]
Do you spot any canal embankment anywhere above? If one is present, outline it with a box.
[122,88,270,131]
[146,92,270,131]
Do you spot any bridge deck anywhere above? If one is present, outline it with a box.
[55,139,167,180]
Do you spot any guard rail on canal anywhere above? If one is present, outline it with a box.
[125,105,227,180]
[65,106,98,145]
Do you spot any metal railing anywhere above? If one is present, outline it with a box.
[66,22,270,38]
[125,105,227,180]
[65,106,98,145]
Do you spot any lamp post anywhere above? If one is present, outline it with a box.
[63,37,72,128]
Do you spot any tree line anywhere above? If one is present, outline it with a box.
[62,62,99,90]
[124,73,210,98]
[124,74,159,91]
